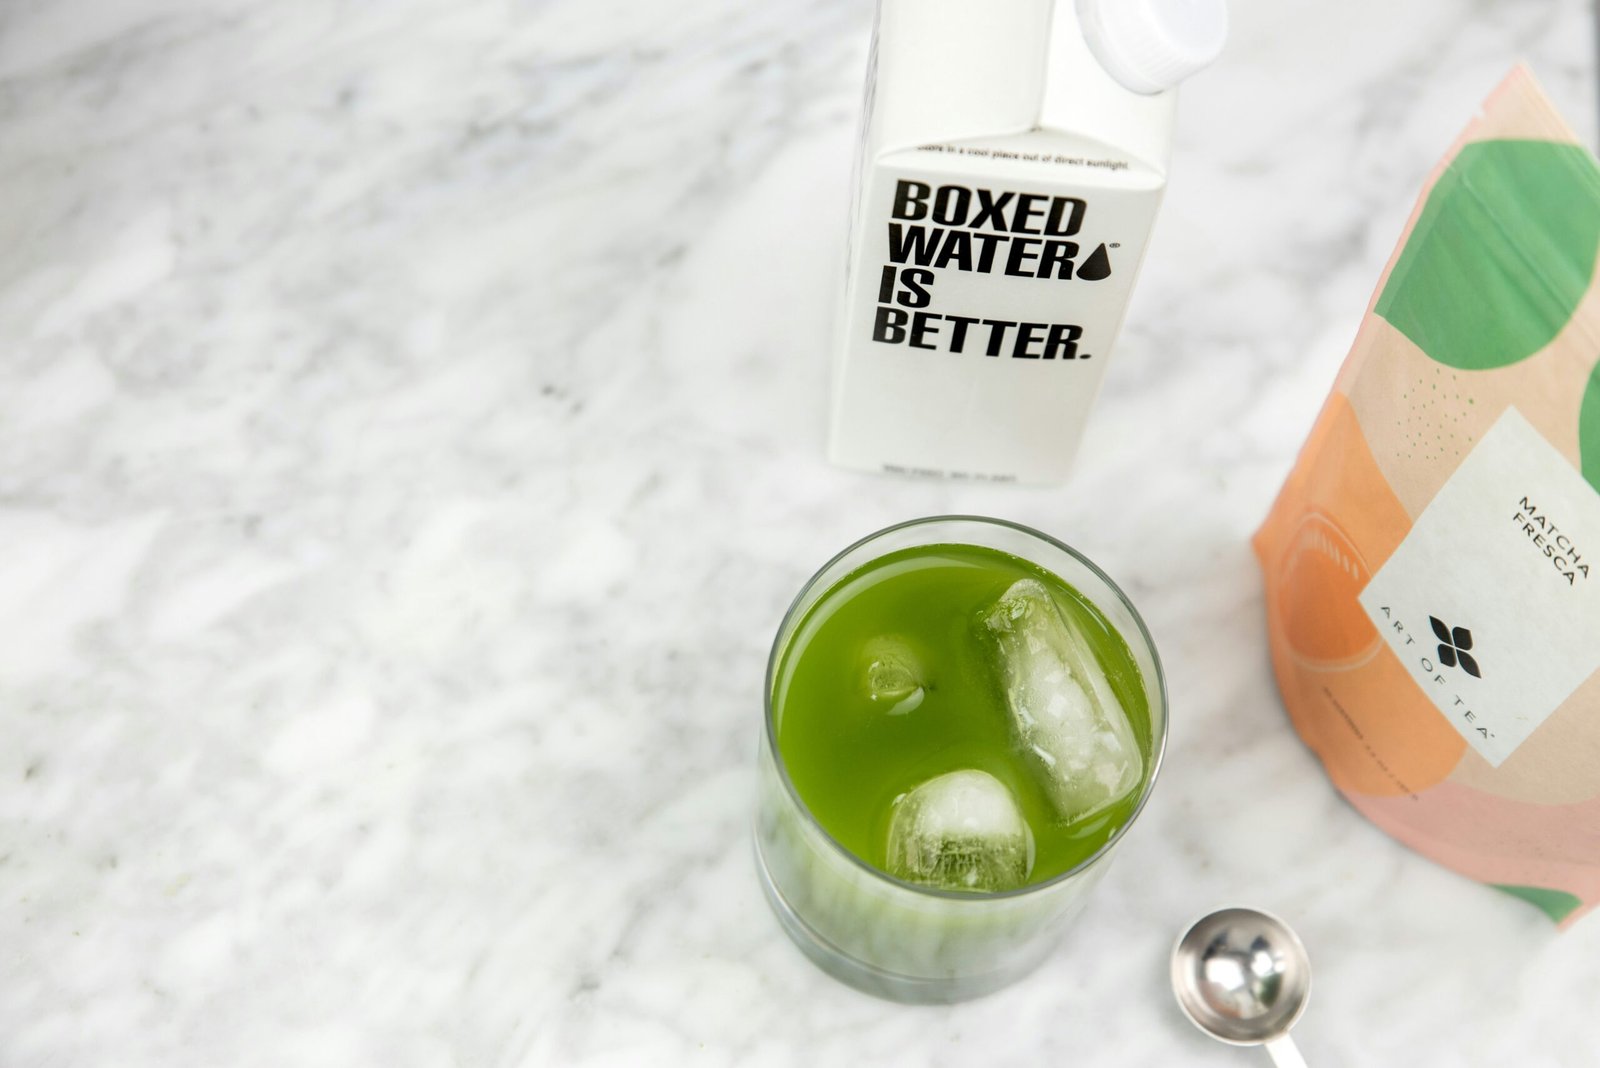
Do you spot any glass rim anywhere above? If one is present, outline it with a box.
[762,514,1170,903]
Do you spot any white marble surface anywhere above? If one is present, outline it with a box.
[1,0,1597,1064]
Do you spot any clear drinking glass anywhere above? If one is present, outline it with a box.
[753,516,1168,1003]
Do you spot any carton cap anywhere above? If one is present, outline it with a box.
[1076,0,1228,94]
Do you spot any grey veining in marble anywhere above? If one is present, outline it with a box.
[1,0,1597,1064]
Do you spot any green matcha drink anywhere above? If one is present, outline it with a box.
[755,518,1166,1002]
[772,543,1153,894]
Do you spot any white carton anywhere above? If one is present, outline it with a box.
[829,0,1225,484]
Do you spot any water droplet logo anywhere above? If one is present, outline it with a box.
[1076,244,1113,281]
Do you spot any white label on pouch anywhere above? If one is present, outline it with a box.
[1359,408,1600,767]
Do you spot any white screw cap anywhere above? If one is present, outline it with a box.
[1076,0,1229,94]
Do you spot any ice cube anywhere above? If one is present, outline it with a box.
[861,635,925,715]
[981,579,1142,823]
[885,769,1032,892]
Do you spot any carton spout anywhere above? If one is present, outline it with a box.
[1075,0,1228,95]
[1037,1,1202,175]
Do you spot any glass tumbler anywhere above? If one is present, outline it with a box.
[753,516,1168,1002]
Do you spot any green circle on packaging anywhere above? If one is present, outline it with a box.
[1583,361,1600,493]
[1376,139,1600,370]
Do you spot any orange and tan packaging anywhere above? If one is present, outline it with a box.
[1255,67,1600,927]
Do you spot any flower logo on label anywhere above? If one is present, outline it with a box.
[1430,616,1481,678]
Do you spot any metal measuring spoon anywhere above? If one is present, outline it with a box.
[1171,907,1312,1067]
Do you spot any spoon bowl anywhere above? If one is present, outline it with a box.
[1171,907,1311,1047]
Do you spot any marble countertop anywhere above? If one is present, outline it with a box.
[3,0,1598,1064]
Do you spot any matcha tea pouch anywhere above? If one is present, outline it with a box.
[1255,67,1600,928]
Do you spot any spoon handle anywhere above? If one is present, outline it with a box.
[1264,1036,1308,1068]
